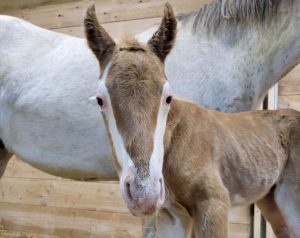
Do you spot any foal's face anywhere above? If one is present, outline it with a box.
[85,3,176,216]
[99,49,172,215]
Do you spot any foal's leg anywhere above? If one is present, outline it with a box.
[156,202,193,238]
[256,187,290,238]
[143,216,159,238]
[0,140,12,178]
[192,171,230,238]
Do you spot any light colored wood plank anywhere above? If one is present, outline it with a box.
[0,176,251,224]
[2,0,211,29]
[279,64,300,96]
[279,95,300,110]
[229,223,251,238]
[0,229,62,238]
[229,206,251,225]
[0,177,128,213]
[3,157,59,180]
[0,202,142,238]
[54,17,161,38]
[266,222,275,238]
[253,205,261,238]
[0,0,76,12]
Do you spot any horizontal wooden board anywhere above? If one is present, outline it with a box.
[0,225,251,238]
[3,157,60,180]
[229,223,251,238]
[0,0,76,12]
[0,177,128,214]
[0,178,250,225]
[0,202,250,238]
[279,95,300,110]
[0,229,62,238]
[0,202,142,238]
[2,0,211,29]
[279,64,300,96]
[54,17,161,38]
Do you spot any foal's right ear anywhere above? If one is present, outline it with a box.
[148,3,177,62]
[84,4,116,68]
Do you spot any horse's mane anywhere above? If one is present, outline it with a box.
[179,0,296,33]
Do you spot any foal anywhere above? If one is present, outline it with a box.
[84,4,300,238]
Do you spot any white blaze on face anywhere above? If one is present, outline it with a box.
[149,82,171,179]
[97,62,134,182]
[97,62,171,193]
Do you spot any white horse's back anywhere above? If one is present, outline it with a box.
[0,0,300,181]
[0,16,115,179]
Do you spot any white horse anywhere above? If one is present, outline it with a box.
[0,0,299,237]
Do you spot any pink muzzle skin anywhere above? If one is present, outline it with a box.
[122,175,165,216]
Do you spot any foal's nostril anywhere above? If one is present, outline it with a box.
[126,181,133,202]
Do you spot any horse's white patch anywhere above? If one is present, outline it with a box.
[149,82,171,178]
[97,64,134,179]
[100,61,112,83]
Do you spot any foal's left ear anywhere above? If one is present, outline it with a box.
[148,3,177,62]
[84,4,116,68]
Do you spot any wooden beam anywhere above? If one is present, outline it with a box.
[279,95,300,110]
[0,0,76,12]
[253,205,262,238]
[54,17,162,39]
[0,202,142,238]
[1,0,212,29]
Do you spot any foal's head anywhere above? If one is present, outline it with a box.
[85,3,176,216]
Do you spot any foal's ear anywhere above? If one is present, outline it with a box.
[148,3,177,62]
[84,4,116,68]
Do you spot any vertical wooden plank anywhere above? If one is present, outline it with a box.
[264,86,276,238]
[253,205,262,238]
[266,223,275,238]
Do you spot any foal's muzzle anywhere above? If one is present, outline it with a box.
[122,174,165,216]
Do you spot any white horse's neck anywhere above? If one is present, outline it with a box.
[138,3,300,112]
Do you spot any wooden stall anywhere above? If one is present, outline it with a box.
[0,0,298,237]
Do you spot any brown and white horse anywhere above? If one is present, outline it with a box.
[85,4,300,238]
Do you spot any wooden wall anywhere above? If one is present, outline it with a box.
[0,157,251,238]
[279,64,300,110]
[1,0,299,237]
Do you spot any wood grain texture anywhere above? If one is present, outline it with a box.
[0,202,142,238]
[279,64,300,96]
[279,95,300,110]
[0,158,251,237]
[0,0,76,12]
[54,17,161,39]
[1,0,211,30]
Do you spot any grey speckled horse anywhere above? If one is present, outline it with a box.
[0,0,300,237]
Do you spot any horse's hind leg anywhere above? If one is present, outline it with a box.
[275,141,300,237]
[0,139,12,178]
[256,187,290,238]
[275,183,300,238]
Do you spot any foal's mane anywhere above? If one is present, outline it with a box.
[179,0,296,33]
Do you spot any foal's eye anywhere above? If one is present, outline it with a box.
[96,96,104,107]
[166,96,172,105]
